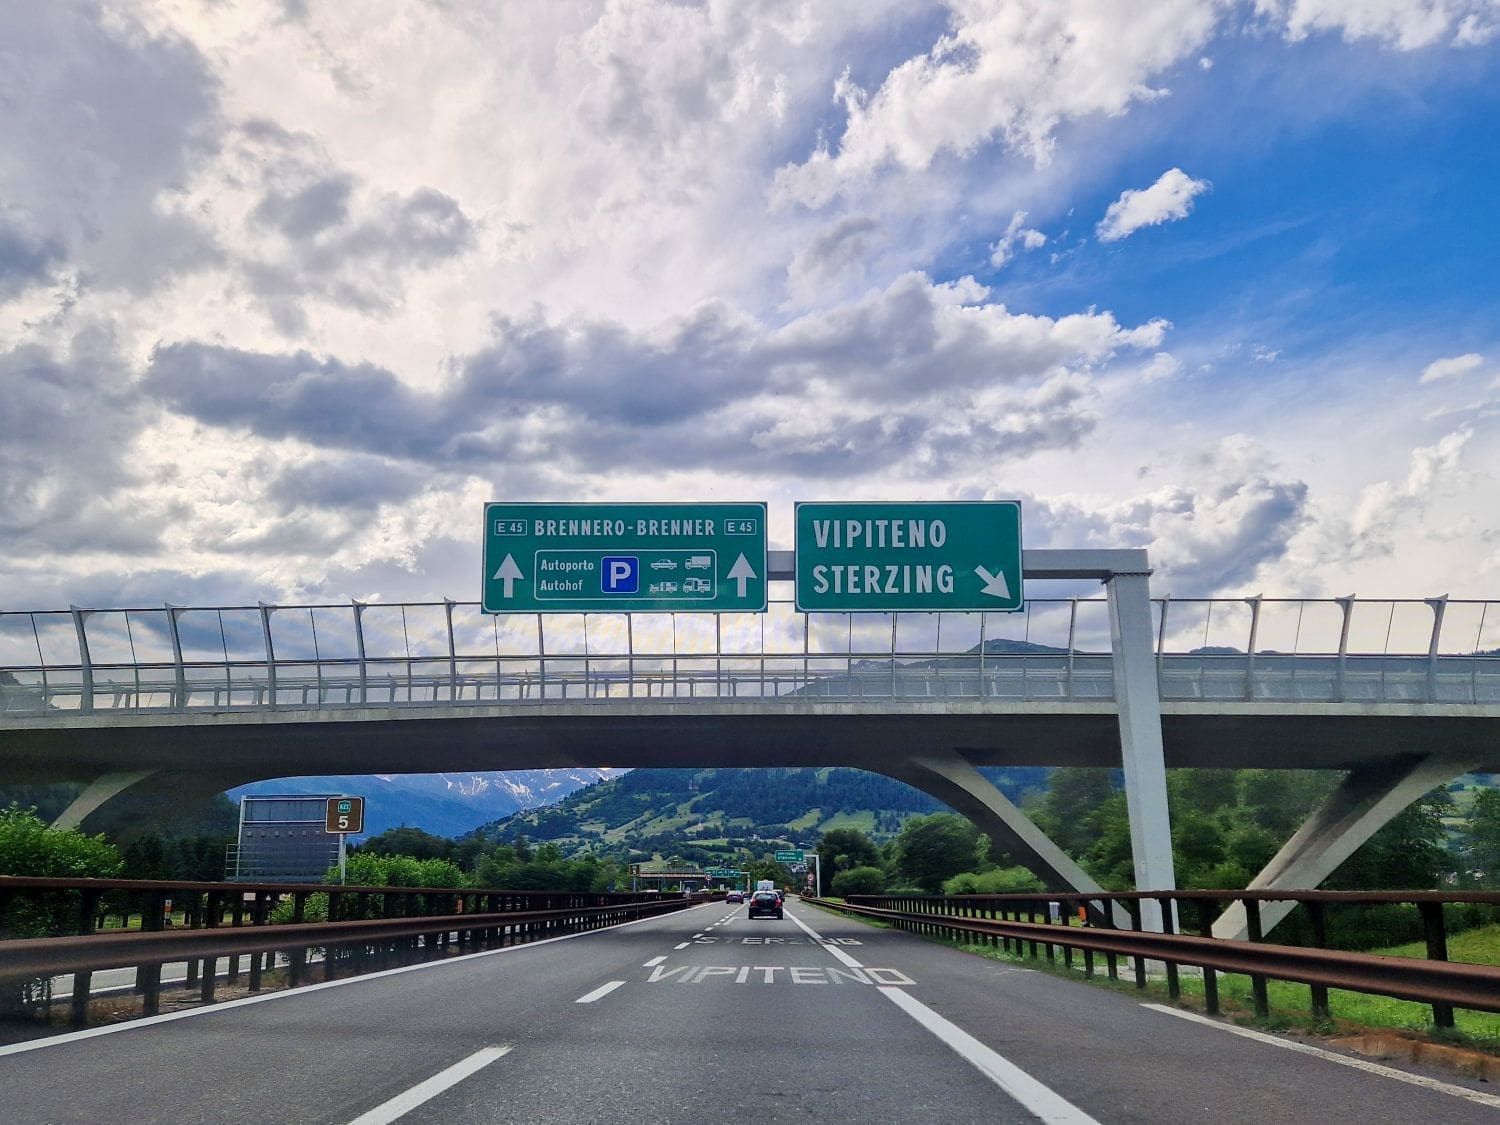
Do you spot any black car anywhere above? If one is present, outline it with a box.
[746,890,783,920]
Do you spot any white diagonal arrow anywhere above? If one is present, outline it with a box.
[974,565,1012,600]
[492,553,524,598]
[727,553,758,597]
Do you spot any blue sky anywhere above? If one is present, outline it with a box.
[2,1,1499,619]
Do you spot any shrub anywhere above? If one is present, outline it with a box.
[830,866,886,896]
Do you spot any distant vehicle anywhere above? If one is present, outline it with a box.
[682,577,709,593]
[650,559,677,570]
[747,890,783,920]
[725,890,744,904]
[685,556,711,570]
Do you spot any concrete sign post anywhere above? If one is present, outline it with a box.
[794,501,1023,612]
[483,502,767,613]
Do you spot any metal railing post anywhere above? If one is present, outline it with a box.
[353,600,368,704]
[70,605,94,712]
[259,602,277,706]
[444,598,458,702]
[1244,595,1262,701]
[166,603,187,710]
[1425,595,1448,703]
[1334,596,1354,703]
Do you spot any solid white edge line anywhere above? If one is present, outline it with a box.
[575,980,626,1004]
[882,987,1101,1124]
[0,905,676,1059]
[794,906,1097,1122]
[344,1044,512,1125]
[1142,1003,1500,1110]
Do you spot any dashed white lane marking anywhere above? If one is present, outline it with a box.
[790,909,1099,1124]
[643,956,667,967]
[1143,1004,1500,1110]
[575,980,626,1004]
[674,942,691,950]
[345,1045,511,1125]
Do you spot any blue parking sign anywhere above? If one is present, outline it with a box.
[601,556,639,594]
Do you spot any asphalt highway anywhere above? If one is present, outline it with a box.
[4,899,1499,1123]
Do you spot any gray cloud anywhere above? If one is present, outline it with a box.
[231,121,476,331]
[269,455,428,511]
[143,274,1161,482]
[0,5,220,295]
[0,207,66,298]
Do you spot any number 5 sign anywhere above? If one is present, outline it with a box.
[325,796,365,834]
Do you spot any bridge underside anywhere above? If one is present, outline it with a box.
[6,703,1496,932]
[4,703,1497,785]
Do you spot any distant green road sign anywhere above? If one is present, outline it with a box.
[774,850,805,863]
[706,868,744,878]
[795,501,1023,613]
[483,502,767,613]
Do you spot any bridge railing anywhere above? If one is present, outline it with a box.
[2,596,1498,716]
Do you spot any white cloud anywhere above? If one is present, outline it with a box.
[1420,352,1483,383]
[1255,0,1500,50]
[774,1,1223,207]
[989,211,1047,268]
[1096,168,1211,242]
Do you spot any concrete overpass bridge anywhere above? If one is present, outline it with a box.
[4,549,1498,937]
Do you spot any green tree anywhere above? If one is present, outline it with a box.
[830,866,885,896]
[360,827,455,862]
[895,814,982,893]
[0,807,124,939]
[1464,787,1500,884]
[816,827,882,889]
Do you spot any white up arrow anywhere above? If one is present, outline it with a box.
[974,566,1012,600]
[492,553,524,598]
[727,553,758,597]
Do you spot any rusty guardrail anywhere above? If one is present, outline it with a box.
[0,876,696,1027]
[809,888,1500,1027]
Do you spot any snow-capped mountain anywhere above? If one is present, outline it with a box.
[228,768,625,839]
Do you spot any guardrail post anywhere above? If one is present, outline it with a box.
[1419,901,1456,1029]
[1306,900,1330,1020]
[1159,895,1180,1000]
[139,889,167,1016]
[200,892,221,1004]
[1195,898,1219,1015]
[1244,898,1270,1019]
[70,890,101,1027]
[248,893,268,992]
[1125,900,1146,988]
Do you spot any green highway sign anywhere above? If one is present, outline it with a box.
[482,502,767,613]
[706,868,744,878]
[795,501,1023,613]
[774,850,805,863]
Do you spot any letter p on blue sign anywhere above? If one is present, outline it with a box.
[602,556,639,594]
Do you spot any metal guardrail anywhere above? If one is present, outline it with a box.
[813,889,1500,1026]
[0,876,694,1027]
[2,596,1498,716]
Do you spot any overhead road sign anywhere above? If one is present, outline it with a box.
[483,502,767,613]
[774,850,805,863]
[795,501,1023,613]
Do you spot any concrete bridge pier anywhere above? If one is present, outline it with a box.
[1212,750,1486,941]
